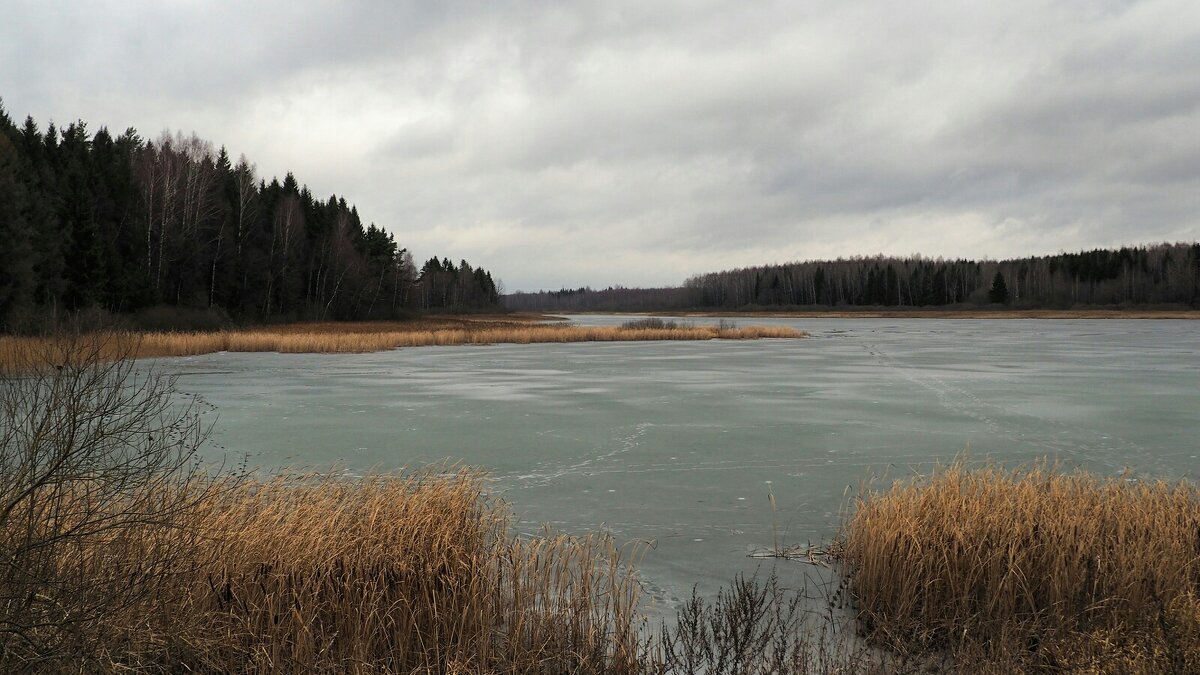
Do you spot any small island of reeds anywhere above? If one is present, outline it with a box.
[0,315,804,368]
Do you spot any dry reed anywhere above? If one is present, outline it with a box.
[837,461,1200,672]
[92,470,647,673]
[33,449,1200,672]
[0,321,804,367]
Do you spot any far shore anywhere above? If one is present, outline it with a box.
[625,308,1200,319]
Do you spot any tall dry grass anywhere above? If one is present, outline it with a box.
[91,470,646,673]
[0,330,649,672]
[837,461,1200,673]
[0,322,804,367]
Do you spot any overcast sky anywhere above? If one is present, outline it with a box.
[3,1,1198,291]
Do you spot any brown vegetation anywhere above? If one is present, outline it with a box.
[836,461,1200,673]
[0,317,806,368]
[5,470,648,673]
[0,335,647,672]
[143,471,645,673]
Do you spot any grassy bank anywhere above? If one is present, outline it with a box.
[43,458,1200,673]
[0,317,805,368]
[10,460,1199,674]
[2,468,647,673]
[153,472,645,673]
[836,462,1200,672]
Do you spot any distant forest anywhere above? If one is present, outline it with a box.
[0,103,499,331]
[506,243,1200,312]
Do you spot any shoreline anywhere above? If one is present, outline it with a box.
[633,308,1200,319]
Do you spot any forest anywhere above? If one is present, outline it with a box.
[0,103,499,332]
[505,244,1200,312]
[504,286,690,312]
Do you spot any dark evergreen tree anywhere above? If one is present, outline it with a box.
[988,271,1009,304]
[0,130,35,326]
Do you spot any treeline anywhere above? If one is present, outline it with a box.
[504,286,689,312]
[505,244,1200,312]
[0,103,499,331]
[685,244,1200,308]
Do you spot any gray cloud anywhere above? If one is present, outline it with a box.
[3,0,1197,291]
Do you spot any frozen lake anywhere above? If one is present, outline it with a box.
[163,317,1200,616]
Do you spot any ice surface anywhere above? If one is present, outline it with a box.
[157,317,1200,617]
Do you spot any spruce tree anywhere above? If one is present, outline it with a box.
[988,271,1009,304]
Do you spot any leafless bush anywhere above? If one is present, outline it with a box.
[657,572,907,674]
[621,317,681,330]
[0,333,231,671]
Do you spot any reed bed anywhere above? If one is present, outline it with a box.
[0,321,805,367]
[837,461,1200,673]
[81,470,647,673]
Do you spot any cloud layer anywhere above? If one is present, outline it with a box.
[4,0,1198,290]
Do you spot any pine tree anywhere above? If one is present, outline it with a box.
[988,271,1009,304]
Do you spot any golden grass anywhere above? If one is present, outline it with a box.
[23,454,1200,673]
[836,461,1200,673]
[86,470,646,673]
[0,320,806,367]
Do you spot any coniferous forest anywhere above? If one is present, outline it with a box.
[0,103,499,332]
[506,244,1200,312]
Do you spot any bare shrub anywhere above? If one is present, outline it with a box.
[0,333,230,670]
[621,318,680,330]
[657,572,907,674]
